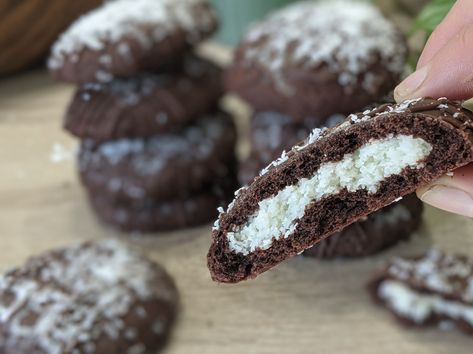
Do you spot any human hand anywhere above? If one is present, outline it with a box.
[394,0,473,217]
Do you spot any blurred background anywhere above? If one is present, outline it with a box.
[0,0,454,78]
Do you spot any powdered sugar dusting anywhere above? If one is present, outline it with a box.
[242,0,406,94]
[48,0,215,72]
[387,249,473,303]
[0,240,172,354]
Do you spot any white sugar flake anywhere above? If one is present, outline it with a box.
[48,0,215,70]
[242,0,406,94]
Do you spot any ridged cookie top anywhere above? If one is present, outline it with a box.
[48,0,216,70]
[239,0,406,94]
[0,240,175,354]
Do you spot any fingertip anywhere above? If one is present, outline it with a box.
[393,65,430,103]
[417,184,473,218]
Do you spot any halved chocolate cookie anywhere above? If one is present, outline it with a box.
[0,239,178,353]
[226,0,406,122]
[66,56,223,141]
[48,0,217,83]
[368,249,473,335]
[303,194,423,258]
[79,111,237,202]
[208,98,473,283]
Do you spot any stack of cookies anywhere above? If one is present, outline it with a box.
[48,0,237,232]
[225,0,423,258]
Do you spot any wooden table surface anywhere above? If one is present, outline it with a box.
[1,54,473,354]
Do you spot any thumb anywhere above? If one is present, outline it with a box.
[417,164,473,218]
[395,23,473,102]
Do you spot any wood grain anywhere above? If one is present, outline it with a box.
[0,0,101,76]
[0,53,473,354]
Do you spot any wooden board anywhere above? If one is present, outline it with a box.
[1,56,473,354]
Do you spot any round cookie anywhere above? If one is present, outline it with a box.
[48,0,218,83]
[79,111,237,202]
[88,178,236,232]
[225,0,406,122]
[0,239,178,354]
[65,56,223,141]
[303,194,423,258]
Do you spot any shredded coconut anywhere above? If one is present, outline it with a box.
[48,0,215,70]
[0,240,171,354]
[242,0,406,94]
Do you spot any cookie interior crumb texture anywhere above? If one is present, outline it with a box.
[0,239,177,354]
[229,135,431,255]
[209,97,473,283]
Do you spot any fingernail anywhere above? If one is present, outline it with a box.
[394,65,430,101]
[420,185,473,217]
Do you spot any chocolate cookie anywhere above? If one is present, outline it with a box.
[79,111,237,202]
[0,239,178,354]
[48,0,218,83]
[225,0,406,122]
[88,178,236,232]
[368,249,473,335]
[66,56,223,141]
[240,111,346,185]
[208,97,473,283]
[303,194,423,258]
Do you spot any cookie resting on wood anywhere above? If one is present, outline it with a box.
[0,239,178,354]
[208,97,473,283]
[368,249,473,336]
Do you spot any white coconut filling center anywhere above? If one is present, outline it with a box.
[227,135,432,254]
[378,280,473,325]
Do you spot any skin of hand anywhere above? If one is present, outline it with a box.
[394,0,473,217]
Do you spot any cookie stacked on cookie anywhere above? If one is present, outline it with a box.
[227,0,408,184]
[49,0,237,232]
[226,0,422,259]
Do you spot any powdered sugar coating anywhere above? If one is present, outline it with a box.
[241,0,406,94]
[386,249,473,303]
[48,0,216,72]
[0,240,176,354]
[79,112,236,202]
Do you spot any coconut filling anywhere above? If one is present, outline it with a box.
[227,135,432,255]
[378,280,473,326]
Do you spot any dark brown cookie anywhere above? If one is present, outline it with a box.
[208,97,473,283]
[225,1,406,122]
[240,111,346,185]
[88,178,236,232]
[48,0,218,84]
[368,249,473,335]
[79,111,237,202]
[0,239,178,354]
[303,194,423,258]
[65,56,223,141]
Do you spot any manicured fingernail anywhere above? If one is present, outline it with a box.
[420,185,473,217]
[394,65,430,101]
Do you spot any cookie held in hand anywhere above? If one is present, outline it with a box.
[303,194,423,259]
[208,98,473,283]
